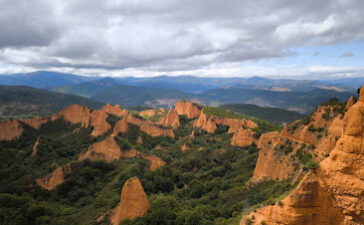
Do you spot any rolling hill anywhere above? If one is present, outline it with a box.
[220,104,304,124]
[0,85,103,119]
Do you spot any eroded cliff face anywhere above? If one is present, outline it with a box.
[101,104,128,117]
[79,136,165,171]
[252,104,344,181]
[193,110,258,134]
[35,164,72,190]
[79,137,123,161]
[193,112,217,133]
[231,127,256,147]
[110,177,150,225]
[112,117,129,136]
[175,100,202,119]
[0,120,23,141]
[22,116,49,129]
[140,122,175,138]
[53,105,111,137]
[157,107,180,129]
[32,136,40,157]
[243,172,344,225]
[243,90,364,225]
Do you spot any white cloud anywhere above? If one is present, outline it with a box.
[0,0,363,77]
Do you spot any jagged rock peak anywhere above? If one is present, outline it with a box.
[110,177,150,225]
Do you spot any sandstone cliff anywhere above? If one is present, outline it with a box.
[80,136,165,171]
[53,105,111,137]
[243,89,364,225]
[252,104,344,181]
[22,116,49,129]
[112,117,129,136]
[32,136,40,157]
[35,164,71,190]
[231,127,256,147]
[101,104,128,117]
[0,120,23,141]
[140,123,175,138]
[175,100,202,119]
[157,107,180,129]
[193,110,258,134]
[110,177,150,225]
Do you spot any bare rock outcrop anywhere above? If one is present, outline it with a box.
[112,117,128,136]
[194,110,258,134]
[139,109,156,117]
[35,164,71,190]
[157,107,180,129]
[252,104,344,182]
[181,144,191,151]
[0,120,23,141]
[140,123,175,138]
[243,89,364,225]
[175,100,202,119]
[79,137,123,161]
[231,127,256,147]
[80,137,165,171]
[22,116,49,129]
[90,110,111,137]
[102,104,128,117]
[53,105,111,137]
[32,136,40,157]
[110,177,150,225]
[193,112,217,133]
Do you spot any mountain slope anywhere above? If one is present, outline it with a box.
[51,78,120,98]
[92,84,194,108]
[0,85,103,119]
[220,104,304,124]
[199,88,354,113]
[0,71,97,88]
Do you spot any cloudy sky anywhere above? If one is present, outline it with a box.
[0,0,364,78]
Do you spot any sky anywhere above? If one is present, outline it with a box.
[0,0,364,79]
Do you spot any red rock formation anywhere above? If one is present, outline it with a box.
[53,105,111,137]
[112,117,128,136]
[345,96,356,110]
[158,107,180,129]
[181,144,191,151]
[54,104,91,127]
[252,132,297,181]
[231,127,256,147]
[126,114,143,125]
[79,137,122,161]
[22,116,49,129]
[110,177,150,225]
[90,110,111,137]
[80,136,165,171]
[102,104,128,117]
[142,155,166,171]
[190,130,195,139]
[140,123,175,138]
[243,90,364,225]
[0,120,23,141]
[175,100,202,119]
[252,104,344,181]
[35,164,71,190]
[32,136,40,157]
[139,109,156,117]
[194,110,257,134]
[243,172,343,225]
[193,112,217,133]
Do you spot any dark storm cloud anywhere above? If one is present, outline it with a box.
[0,0,364,74]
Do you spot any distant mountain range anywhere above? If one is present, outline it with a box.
[0,85,103,119]
[0,71,360,114]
